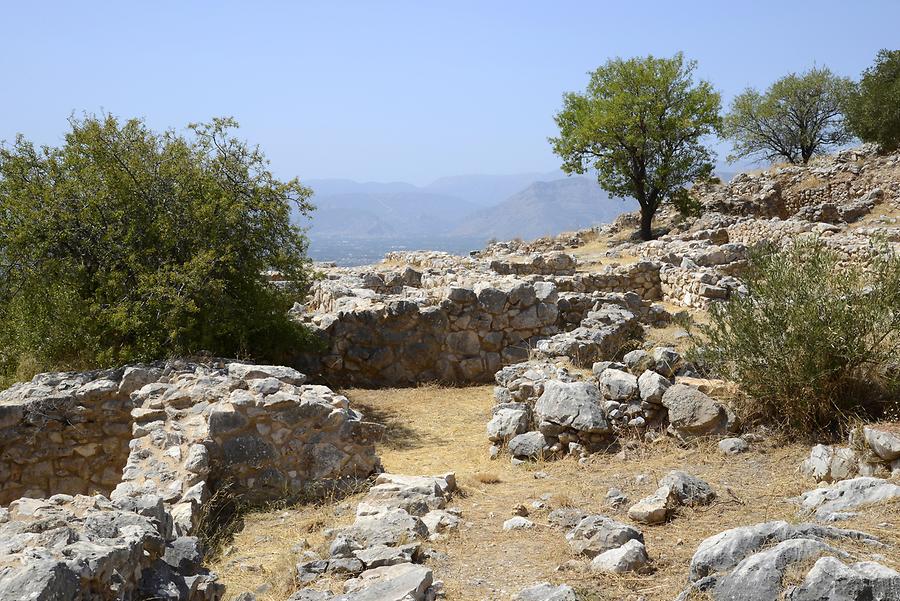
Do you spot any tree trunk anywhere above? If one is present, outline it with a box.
[639,205,653,241]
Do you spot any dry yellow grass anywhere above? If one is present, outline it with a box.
[209,384,900,601]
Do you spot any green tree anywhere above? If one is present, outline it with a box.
[723,66,854,165]
[846,49,900,152]
[0,114,316,377]
[550,53,721,241]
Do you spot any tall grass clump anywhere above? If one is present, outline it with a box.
[694,237,900,433]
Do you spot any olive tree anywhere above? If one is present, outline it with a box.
[550,53,721,241]
[0,114,316,378]
[723,66,854,165]
[846,49,900,152]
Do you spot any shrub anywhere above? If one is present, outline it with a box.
[845,49,900,152]
[693,237,900,433]
[0,114,317,379]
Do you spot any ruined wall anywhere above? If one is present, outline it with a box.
[549,261,661,299]
[0,362,382,512]
[0,370,136,505]
[308,281,560,386]
[0,361,383,601]
[489,252,577,276]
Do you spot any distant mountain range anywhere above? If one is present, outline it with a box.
[451,177,637,240]
[301,171,632,242]
[299,169,736,264]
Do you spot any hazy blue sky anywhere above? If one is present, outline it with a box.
[2,1,898,184]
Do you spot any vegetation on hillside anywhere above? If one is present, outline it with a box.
[550,53,721,241]
[846,49,900,152]
[0,115,316,382]
[723,67,855,165]
[693,237,900,433]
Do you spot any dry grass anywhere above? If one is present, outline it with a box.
[473,472,502,484]
[210,384,900,601]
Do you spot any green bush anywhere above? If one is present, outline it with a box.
[0,114,317,380]
[693,237,900,433]
[846,49,900,152]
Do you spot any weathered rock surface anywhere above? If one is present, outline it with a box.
[799,445,860,483]
[678,520,891,601]
[793,476,900,521]
[534,380,610,434]
[863,424,900,462]
[589,538,649,573]
[512,582,578,601]
[785,556,900,600]
[565,514,644,557]
[661,384,730,438]
[508,431,550,460]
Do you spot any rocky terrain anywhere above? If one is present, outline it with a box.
[2,146,900,600]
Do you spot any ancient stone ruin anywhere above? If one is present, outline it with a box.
[0,361,383,600]
[3,146,900,600]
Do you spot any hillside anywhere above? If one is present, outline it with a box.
[423,171,562,207]
[307,191,477,238]
[452,176,638,239]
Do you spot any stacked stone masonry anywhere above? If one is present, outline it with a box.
[0,361,384,600]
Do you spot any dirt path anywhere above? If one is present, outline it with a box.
[209,385,900,601]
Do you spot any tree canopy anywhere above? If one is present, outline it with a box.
[846,49,900,153]
[0,115,316,378]
[550,53,721,241]
[723,67,854,165]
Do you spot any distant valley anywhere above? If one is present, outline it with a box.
[300,172,639,265]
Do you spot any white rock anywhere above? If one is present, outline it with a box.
[590,539,649,573]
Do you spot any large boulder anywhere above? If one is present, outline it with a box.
[863,424,900,462]
[799,445,859,483]
[486,407,530,443]
[661,384,729,438]
[565,514,644,557]
[331,509,428,553]
[793,477,900,521]
[786,556,900,601]
[627,486,677,525]
[660,471,716,506]
[335,563,433,601]
[687,521,881,581]
[678,521,889,601]
[534,380,610,434]
[637,370,670,404]
[589,539,649,574]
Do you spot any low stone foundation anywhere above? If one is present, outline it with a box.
[305,281,561,386]
[0,360,384,600]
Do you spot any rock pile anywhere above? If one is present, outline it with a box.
[294,473,457,600]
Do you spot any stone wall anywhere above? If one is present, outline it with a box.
[0,360,383,600]
[489,252,577,276]
[0,369,136,505]
[659,265,739,309]
[549,261,661,299]
[305,281,560,386]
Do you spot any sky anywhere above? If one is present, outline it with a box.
[1,1,898,185]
